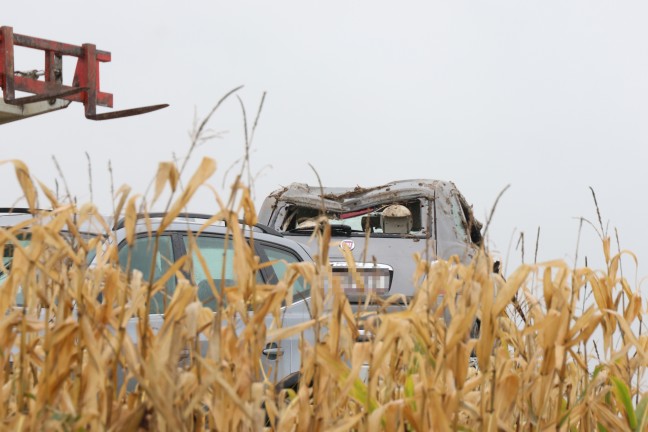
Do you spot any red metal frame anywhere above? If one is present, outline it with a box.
[0,26,167,120]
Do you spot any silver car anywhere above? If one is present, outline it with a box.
[0,207,103,298]
[258,179,483,300]
[108,213,315,387]
[2,210,316,390]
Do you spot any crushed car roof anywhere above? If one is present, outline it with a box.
[270,179,460,212]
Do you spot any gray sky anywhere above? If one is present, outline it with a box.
[3,1,648,281]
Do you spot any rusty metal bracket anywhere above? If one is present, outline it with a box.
[0,26,168,121]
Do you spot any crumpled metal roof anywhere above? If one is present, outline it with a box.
[270,179,455,212]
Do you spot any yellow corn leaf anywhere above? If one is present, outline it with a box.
[152,161,179,204]
[327,414,363,432]
[240,188,257,226]
[367,405,388,431]
[566,307,602,348]
[49,317,78,347]
[0,160,37,209]
[163,280,196,324]
[267,319,317,342]
[624,294,642,325]
[124,194,140,246]
[607,310,645,360]
[157,254,186,293]
[588,273,611,313]
[595,399,629,430]
[159,157,216,234]
[36,180,59,208]
[446,302,477,351]
[112,184,132,225]
[493,265,531,316]
[195,210,228,236]
[566,347,589,373]
[603,237,611,263]
[79,315,103,374]
[495,373,520,417]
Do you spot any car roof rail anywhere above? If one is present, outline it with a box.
[112,212,283,236]
[112,212,214,230]
[0,207,38,214]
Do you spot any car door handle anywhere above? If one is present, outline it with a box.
[262,342,284,359]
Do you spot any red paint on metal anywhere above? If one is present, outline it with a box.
[0,25,166,120]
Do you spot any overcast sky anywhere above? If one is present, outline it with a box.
[3,1,648,282]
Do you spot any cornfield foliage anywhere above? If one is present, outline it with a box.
[0,157,646,431]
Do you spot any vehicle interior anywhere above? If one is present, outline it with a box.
[281,199,425,235]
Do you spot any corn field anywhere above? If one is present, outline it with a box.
[0,157,646,431]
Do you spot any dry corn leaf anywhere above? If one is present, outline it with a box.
[153,161,179,204]
[123,194,140,246]
[1,160,38,209]
[159,157,216,234]
[267,319,317,343]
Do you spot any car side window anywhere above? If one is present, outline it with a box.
[118,235,175,314]
[183,234,263,310]
[2,233,31,306]
[257,243,307,295]
[184,235,234,285]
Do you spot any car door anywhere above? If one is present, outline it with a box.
[255,241,311,383]
[118,230,310,385]
[118,233,177,338]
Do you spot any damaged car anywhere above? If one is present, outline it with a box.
[258,179,483,300]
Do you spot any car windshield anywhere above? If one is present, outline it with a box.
[285,199,426,236]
